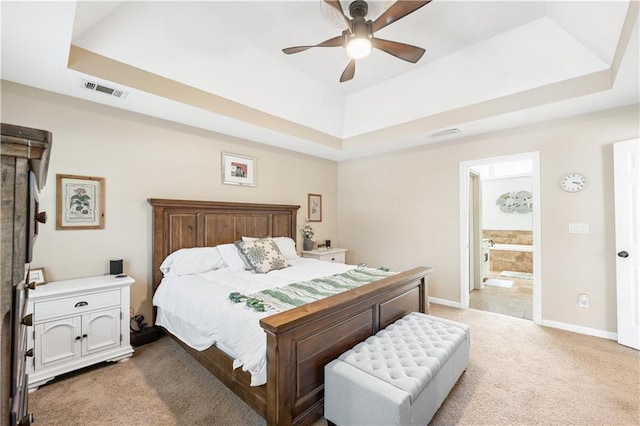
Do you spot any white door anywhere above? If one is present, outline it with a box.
[614,138,640,350]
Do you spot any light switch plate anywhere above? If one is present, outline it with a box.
[568,223,589,234]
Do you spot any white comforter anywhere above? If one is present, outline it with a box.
[153,258,356,386]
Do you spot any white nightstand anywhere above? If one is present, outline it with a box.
[301,248,348,264]
[25,274,134,389]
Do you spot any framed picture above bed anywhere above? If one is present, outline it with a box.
[56,174,105,230]
[308,193,322,222]
[222,152,256,186]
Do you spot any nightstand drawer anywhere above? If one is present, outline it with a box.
[321,252,345,263]
[34,290,120,321]
[301,248,347,264]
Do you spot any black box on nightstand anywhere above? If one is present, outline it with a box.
[130,326,164,347]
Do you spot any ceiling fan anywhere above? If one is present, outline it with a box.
[283,0,431,82]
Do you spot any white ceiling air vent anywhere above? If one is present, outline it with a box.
[429,128,461,138]
[82,79,128,99]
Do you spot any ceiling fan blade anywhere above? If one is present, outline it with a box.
[340,60,356,82]
[324,0,352,29]
[282,35,343,55]
[372,0,431,33]
[372,37,425,63]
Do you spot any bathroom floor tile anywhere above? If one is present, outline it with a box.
[469,271,533,320]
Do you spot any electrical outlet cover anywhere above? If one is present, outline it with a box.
[578,294,590,308]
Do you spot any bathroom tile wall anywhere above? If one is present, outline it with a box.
[490,251,533,273]
[483,230,533,273]
[482,230,533,245]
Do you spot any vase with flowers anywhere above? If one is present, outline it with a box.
[301,223,314,251]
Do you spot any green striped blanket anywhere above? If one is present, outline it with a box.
[228,268,396,312]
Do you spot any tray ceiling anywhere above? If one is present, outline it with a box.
[2,1,638,160]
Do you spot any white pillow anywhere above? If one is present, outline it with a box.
[160,247,225,277]
[272,237,299,260]
[217,243,251,272]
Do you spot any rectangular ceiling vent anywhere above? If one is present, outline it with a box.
[429,128,461,138]
[82,80,128,99]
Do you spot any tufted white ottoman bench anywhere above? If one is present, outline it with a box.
[324,312,470,425]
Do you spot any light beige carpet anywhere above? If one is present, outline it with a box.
[30,305,639,425]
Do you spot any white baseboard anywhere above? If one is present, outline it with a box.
[428,297,461,308]
[540,319,618,341]
[428,299,618,341]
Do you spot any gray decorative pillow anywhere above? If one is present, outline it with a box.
[235,238,289,273]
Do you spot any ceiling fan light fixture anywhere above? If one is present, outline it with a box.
[346,37,372,60]
[283,0,431,81]
[345,12,372,60]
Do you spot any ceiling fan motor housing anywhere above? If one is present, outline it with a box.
[349,1,369,19]
[347,1,373,45]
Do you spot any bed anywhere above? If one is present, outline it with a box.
[148,198,433,425]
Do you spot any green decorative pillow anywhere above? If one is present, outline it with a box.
[235,238,288,273]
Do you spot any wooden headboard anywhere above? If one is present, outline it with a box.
[148,199,300,294]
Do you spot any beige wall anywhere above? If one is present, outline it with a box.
[338,104,639,334]
[1,82,339,321]
[3,80,638,336]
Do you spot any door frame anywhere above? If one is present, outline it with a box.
[469,169,483,291]
[459,151,542,324]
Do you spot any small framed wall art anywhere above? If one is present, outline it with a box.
[26,267,47,285]
[56,174,105,230]
[308,193,322,222]
[222,152,256,186]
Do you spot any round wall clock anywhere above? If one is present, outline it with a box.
[560,172,587,192]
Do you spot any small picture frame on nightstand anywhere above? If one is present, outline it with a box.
[26,267,47,285]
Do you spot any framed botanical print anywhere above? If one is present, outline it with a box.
[308,193,322,222]
[56,174,105,230]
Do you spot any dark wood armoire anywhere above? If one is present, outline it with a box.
[1,123,51,426]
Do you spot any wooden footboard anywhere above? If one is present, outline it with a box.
[261,266,431,425]
[148,199,432,426]
[164,266,431,425]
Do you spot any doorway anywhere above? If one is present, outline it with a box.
[459,152,542,324]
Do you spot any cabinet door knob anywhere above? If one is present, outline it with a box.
[36,211,47,224]
[26,281,36,290]
[75,336,81,341]
[617,251,629,258]
[74,301,88,308]
[25,348,34,358]
[82,334,88,339]
[21,314,33,326]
